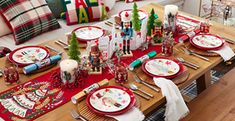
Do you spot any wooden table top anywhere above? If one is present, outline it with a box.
[0,3,235,121]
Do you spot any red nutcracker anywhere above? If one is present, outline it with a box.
[88,44,103,73]
[3,66,19,85]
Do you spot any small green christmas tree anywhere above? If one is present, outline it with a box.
[68,32,81,62]
[132,2,141,32]
[147,8,155,36]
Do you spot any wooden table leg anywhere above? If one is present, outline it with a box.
[196,70,212,94]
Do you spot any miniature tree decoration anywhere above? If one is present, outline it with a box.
[68,32,81,63]
[147,9,155,37]
[132,2,141,32]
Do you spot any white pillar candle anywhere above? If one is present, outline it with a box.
[164,5,178,32]
[60,59,78,84]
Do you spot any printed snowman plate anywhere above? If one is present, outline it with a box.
[190,34,225,50]
[142,57,184,79]
[73,26,105,42]
[8,46,50,67]
[87,86,136,115]
[119,9,148,20]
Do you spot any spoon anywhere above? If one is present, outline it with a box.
[129,84,154,98]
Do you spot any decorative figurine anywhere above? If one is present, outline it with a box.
[88,44,103,74]
[152,19,164,44]
[121,12,133,56]
[147,9,155,45]
[162,32,174,56]
[3,65,20,85]
[132,2,141,32]
[68,32,81,63]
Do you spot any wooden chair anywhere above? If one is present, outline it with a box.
[181,68,235,121]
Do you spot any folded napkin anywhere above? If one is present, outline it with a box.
[209,44,235,61]
[154,78,189,121]
[107,107,145,121]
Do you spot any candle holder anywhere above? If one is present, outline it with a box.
[3,64,20,85]
[200,20,210,33]
[114,63,128,84]
[162,33,174,57]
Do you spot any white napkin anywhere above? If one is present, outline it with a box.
[209,44,235,61]
[154,78,189,121]
[107,107,145,121]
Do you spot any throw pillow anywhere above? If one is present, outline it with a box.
[62,0,108,25]
[46,0,65,18]
[0,16,11,37]
[0,0,60,45]
[116,0,143,3]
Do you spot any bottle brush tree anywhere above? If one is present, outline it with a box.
[68,32,81,63]
[132,2,141,32]
[147,8,155,36]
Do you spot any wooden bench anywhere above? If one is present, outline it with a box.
[181,68,235,121]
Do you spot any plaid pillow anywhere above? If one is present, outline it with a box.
[62,0,108,25]
[0,0,60,45]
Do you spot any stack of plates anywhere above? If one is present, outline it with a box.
[119,9,148,20]
[73,26,105,43]
[142,57,184,79]
[8,46,50,67]
[86,86,136,115]
[190,34,225,50]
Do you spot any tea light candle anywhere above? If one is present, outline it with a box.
[60,59,78,84]
[164,5,178,33]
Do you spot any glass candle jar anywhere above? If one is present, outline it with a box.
[114,64,128,84]
[3,64,19,85]
[200,22,210,33]
[162,36,174,56]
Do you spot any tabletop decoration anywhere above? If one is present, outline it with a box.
[23,55,61,75]
[119,9,148,21]
[200,20,210,33]
[88,43,103,74]
[73,26,105,43]
[164,5,178,35]
[146,9,156,45]
[152,19,164,45]
[8,46,50,67]
[120,12,134,57]
[86,86,136,115]
[3,64,20,85]
[132,3,141,33]
[60,59,79,86]
[162,33,175,56]
[68,32,81,62]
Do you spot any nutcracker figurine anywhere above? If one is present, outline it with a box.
[3,66,20,85]
[152,19,164,44]
[88,44,103,74]
[121,12,133,56]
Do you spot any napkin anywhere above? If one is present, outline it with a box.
[154,78,189,121]
[107,107,145,121]
[209,44,235,61]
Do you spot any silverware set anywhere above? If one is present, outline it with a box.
[55,40,69,50]
[177,57,199,70]
[183,47,210,61]
[134,75,159,92]
[45,45,63,55]
[104,21,120,29]
[70,109,88,121]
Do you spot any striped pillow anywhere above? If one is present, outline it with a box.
[62,0,108,25]
[0,0,60,45]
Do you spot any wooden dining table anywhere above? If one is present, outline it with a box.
[1,3,235,121]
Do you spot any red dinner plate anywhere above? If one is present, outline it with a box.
[73,26,105,43]
[8,46,50,67]
[119,9,148,20]
[142,57,184,79]
[190,34,225,50]
[86,86,136,115]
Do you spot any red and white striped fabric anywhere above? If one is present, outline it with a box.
[0,0,60,45]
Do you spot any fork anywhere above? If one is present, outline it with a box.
[177,57,199,70]
[134,75,159,92]
[70,109,88,121]
[183,48,209,61]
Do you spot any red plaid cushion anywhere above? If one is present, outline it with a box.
[62,0,108,25]
[0,0,60,45]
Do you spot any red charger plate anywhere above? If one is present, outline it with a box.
[119,9,148,20]
[8,46,50,67]
[190,34,225,50]
[73,26,105,43]
[142,57,184,79]
[86,86,136,115]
